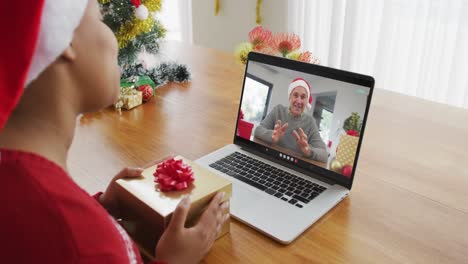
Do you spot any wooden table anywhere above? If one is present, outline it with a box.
[69,42,468,263]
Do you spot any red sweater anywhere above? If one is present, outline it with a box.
[0,149,158,263]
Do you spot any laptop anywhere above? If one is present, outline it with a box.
[195,52,374,244]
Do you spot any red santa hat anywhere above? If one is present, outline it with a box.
[288,78,313,110]
[0,1,88,131]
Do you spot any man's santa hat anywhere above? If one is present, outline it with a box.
[0,1,87,130]
[288,78,313,110]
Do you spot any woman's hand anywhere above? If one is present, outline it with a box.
[99,157,173,217]
[98,167,144,218]
[272,120,288,144]
[155,192,229,264]
[293,128,312,156]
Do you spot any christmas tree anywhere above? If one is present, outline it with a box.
[343,112,362,135]
[99,0,165,65]
[98,0,190,87]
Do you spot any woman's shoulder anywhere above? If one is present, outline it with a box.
[0,149,80,261]
[0,148,140,262]
[0,148,68,181]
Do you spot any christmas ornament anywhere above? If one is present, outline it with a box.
[330,158,343,173]
[214,0,263,24]
[99,1,191,94]
[153,158,195,192]
[98,0,165,65]
[346,130,359,137]
[138,84,154,102]
[341,165,353,177]
[256,0,263,24]
[215,0,220,16]
[135,4,149,20]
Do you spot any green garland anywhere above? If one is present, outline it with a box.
[122,62,191,88]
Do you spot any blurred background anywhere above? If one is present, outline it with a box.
[159,0,468,109]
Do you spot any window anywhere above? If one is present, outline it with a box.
[240,74,273,124]
[312,93,337,144]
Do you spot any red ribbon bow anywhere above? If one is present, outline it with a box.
[346,130,359,137]
[153,158,195,192]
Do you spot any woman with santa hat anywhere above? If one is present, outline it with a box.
[254,78,328,162]
[0,1,228,263]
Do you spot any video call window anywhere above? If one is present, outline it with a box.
[237,61,370,179]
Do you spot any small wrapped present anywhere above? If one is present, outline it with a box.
[115,156,232,260]
[336,134,359,166]
[114,87,143,111]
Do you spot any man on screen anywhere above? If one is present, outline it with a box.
[254,78,328,162]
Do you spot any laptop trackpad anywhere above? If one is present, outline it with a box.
[230,182,267,214]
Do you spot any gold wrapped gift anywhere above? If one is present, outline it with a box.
[116,156,232,260]
[336,134,359,166]
[115,87,143,110]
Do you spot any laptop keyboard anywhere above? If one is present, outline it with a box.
[209,152,327,208]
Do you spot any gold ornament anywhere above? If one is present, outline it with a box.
[256,0,263,24]
[330,158,343,173]
[215,0,220,16]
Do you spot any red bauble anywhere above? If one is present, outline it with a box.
[131,0,141,8]
[341,165,353,177]
[346,130,359,137]
[138,84,154,102]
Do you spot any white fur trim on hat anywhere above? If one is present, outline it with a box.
[288,78,312,109]
[26,0,88,87]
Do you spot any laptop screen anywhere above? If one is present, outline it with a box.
[234,52,374,188]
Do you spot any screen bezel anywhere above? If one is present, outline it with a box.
[233,52,375,190]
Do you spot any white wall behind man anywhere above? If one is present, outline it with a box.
[192,0,288,52]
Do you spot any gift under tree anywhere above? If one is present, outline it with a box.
[330,113,363,177]
[98,0,191,110]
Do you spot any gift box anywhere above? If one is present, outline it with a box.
[114,87,143,110]
[115,156,232,260]
[336,134,359,166]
